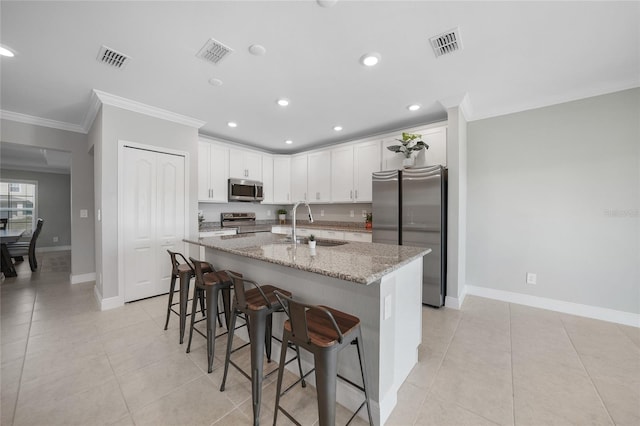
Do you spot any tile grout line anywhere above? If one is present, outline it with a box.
[509,303,516,426]
[10,277,39,426]
[560,317,617,426]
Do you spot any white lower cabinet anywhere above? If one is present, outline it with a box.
[343,231,373,243]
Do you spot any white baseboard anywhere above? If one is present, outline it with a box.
[70,272,95,284]
[36,245,71,253]
[93,285,124,311]
[465,285,640,328]
[445,289,466,310]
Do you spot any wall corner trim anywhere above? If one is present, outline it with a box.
[93,285,125,311]
[92,89,206,129]
[466,285,640,328]
[70,272,96,285]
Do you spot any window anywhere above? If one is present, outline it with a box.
[0,180,37,234]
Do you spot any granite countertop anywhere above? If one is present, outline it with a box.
[184,232,429,285]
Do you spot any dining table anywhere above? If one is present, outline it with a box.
[1,229,25,277]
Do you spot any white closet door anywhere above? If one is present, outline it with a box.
[123,146,185,302]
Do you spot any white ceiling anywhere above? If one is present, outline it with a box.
[1,1,638,154]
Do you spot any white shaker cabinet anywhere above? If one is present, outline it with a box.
[198,141,229,203]
[291,154,308,202]
[307,150,331,203]
[229,148,262,180]
[261,154,274,204]
[353,140,380,202]
[273,156,291,203]
[382,124,447,170]
[331,140,380,203]
[330,145,354,203]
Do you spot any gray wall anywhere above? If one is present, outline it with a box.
[94,104,199,300]
[0,168,71,248]
[466,88,639,314]
[0,119,95,279]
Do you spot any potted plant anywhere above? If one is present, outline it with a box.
[308,234,316,249]
[277,208,287,224]
[386,132,429,167]
[198,211,205,230]
[365,212,372,230]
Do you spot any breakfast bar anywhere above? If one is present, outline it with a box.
[185,233,430,425]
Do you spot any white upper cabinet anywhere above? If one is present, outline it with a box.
[330,145,355,203]
[331,140,380,203]
[261,154,274,204]
[198,140,229,203]
[353,140,381,202]
[273,156,291,204]
[382,124,447,170]
[307,150,331,203]
[229,148,262,180]
[291,154,308,202]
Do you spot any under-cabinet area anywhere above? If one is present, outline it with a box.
[198,123,447,204]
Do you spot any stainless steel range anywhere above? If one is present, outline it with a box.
[221,212,271,234]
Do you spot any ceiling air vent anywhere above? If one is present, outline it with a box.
[96,45,130,69]
[430,27,462,58]
[196,38,233,65]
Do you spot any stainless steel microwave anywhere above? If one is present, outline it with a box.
[228,178,264,202]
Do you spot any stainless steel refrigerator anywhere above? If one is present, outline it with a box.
[372,166,447,307]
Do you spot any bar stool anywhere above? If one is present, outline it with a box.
[164,250,214,344]
[272,292,373,426]
[186,258,236,373]
[220,272,305,426]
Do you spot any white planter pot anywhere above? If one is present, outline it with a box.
[308,240,316,249]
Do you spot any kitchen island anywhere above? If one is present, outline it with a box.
[185,232,430,425]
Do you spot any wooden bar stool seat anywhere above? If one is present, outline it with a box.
[273,292,373,426]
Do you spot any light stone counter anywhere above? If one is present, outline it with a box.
[185,233,431,425]
[185,232,429,285]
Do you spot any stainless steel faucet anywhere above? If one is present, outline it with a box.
[291,201,314,244]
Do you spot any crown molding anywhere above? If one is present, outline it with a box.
[91,89,206,129]
[438,93,473,120]
[0,110,85,134]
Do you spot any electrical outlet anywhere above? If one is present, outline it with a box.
[80,209,88,218]
[526,272,537,285]
[53,236,58,243]
[350,210,354,217]
[384,295,392,319]
[320,209,325,217]
[362,210,367,217]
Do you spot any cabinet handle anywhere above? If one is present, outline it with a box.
[316,192,319,200]
[355,189,358,199]
[350,190,353,200]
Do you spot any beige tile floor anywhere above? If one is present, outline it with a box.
[1,251,639,425]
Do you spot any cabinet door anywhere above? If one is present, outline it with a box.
[262,155,274,204]
[382,136,405,171]
[331,145,354,203]
[291,154,308,202]
[420,126,447,167]
[198,141,212,201]
[229,149,262,180]
[245,152,263,181]
[354,140,380,202]
[307,150,331,203]
[228,148,245,179]
[209,145,229,202]
[273,156,291,203]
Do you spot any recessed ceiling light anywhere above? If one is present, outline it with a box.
[333,126,343,131]
[227,122,237,128]
[407,104,421,111]
[248,44,266,56]
[0,46,14,57]
[285,140,293,145]
[277,98,289,107]
[208,78,223,86]
[360,52,381,67]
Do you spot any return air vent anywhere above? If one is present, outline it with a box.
[96,45,130,69]
[430,27,462,58]
[196,38,233,65]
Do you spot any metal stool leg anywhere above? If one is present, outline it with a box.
[273,328,291,426]
[164,273,177,330]
[206,286,220,373]
[315,348,339,426]
[355,330,374,426]
[186,287,200,354]
[220,309,238,392]
[178,270,192,344]
[249,309,268,426]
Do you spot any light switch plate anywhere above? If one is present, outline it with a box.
[80,209,88,218]
[526,272,537,285]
